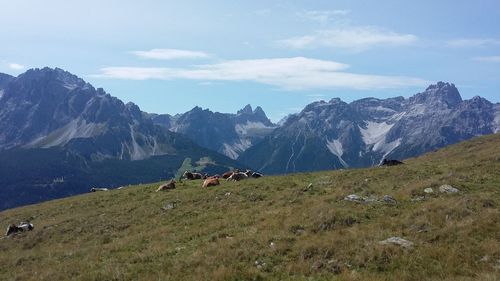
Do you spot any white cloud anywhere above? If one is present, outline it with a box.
[472,56,500,63]
[130,48,211,60]
[298,10,350,24]
[306,94,326,98]
[93,57,427,91]
[276,26,418,51]
[447,38,500,48]
[8,63,25,70]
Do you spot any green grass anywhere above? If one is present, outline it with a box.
[1,134,499,281]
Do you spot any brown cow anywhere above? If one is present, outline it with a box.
[222,171,234,179]
[156,179,176,192]
[202,177,220,188]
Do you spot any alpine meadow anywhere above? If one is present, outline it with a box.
[1,1,499,280]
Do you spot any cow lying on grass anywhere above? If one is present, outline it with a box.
[202,177,220,187]
[156,179,176,192]
[182,171,203,180]
[244,169,263,178]
[5,222,34,236]
[227,172,248,181]
[380,159,404,166]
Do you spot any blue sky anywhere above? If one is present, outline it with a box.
[1,0,499,121]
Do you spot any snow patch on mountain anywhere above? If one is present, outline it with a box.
[0,90,4,99]
[222,139,252,159]
[235,121,274,137]
[29,119,105,148]
[359,121,402,160]
[359,121,394,146]
[326,138,348,168]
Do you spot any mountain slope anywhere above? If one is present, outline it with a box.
[0,68,245,210]
[1,134,499,281]
[151,104,277,159]
[0,67,178,160]
[239,82,500,174]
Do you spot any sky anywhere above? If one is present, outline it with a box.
[1,0,499,122]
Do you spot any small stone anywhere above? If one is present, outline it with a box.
[411,196,426,202]
[162,202,176,210]
[424,188,434,194]
[379,237,414,248]
[344,194,365,202]
[270,242,275,248]
[382,195,397,205]
[439,184,459,193]
[224,192,231,196]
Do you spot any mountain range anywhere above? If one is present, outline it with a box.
[150,104,276,159]
[239,82,500,174]
[0,67,498,209]
[0,68,243,210]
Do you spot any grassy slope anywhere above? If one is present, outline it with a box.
[0,134,499,281]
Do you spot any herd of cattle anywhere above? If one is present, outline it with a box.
[156,169,263,192]
[5,159,405,237]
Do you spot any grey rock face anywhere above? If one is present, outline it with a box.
[239,82,499,174]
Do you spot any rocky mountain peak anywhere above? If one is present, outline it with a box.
[237,104,253,115]
[411,81,462,107]
[253,106,267,118]
[126,102,143,120]
[329,97,343,104]
[19,67,86,88]
[234,104,274,127]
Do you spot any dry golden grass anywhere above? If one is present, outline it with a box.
[1,134,499,280]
